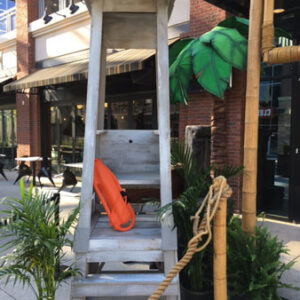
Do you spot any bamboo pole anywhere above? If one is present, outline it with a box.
[211,99,228,300]
[262,0,300,64]
[213,195,228,300]
[242,0,263,235]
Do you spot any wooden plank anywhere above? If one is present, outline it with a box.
[103,13,156,49]
[91,227,161,238]
[95,221,160,229]
[96,130,160,174]
[103,0,156,12]
[156,0,177,252]
[74,0,104,255]
[72,273,178,297]
[117,172,160,188]
[87,250,163,262]
[89,235,161,252]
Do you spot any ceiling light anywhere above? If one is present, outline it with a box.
[43,14,52,24]
[69,1,80,14]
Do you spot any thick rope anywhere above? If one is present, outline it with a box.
[148,176,231,300]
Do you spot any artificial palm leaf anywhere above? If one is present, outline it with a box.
[200,26,247,70]
[218,16,291,39]
[169,40,196,104]
[169,38,194,66]
[191,40,231,98]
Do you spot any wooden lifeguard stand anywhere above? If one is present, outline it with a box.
[71,0,179,299]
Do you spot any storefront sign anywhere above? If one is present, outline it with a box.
[259,107,274,118]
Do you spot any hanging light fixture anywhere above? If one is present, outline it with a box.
[43,8,53,24]
[69,0,80,14]
[274,0,285,14]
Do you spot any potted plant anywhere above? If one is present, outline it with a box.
[0,180,80,300]
[227,216,299,300]
[160,141,241,299]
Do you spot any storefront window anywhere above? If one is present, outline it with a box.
[258,72,292,217]
[0,109,16,168]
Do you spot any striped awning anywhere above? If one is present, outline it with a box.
[3,39,178,92]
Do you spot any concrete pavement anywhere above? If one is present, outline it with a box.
[0,170,300,299]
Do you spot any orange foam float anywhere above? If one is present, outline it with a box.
[93,158,135,232]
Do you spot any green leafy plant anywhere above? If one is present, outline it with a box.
[227,216,299,300]
[160,140,242,292]
[0,180,80,300]
[170,16,290,102]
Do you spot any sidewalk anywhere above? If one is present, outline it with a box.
[0,171,300,299]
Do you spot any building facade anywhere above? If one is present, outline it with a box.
[0,0,299,220]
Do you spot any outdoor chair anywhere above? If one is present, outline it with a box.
[58,167,77,192]
[0,162,7,181]
[14,162,32,185]
[38,156,56,187]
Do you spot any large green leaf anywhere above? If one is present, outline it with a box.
[218,16,292,39]
[200,26,247,70]
[169,40,196,104]
[191,40,231,99]
[169,38,194,66]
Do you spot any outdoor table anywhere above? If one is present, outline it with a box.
[64,162,83,169]
[15,156,42,186]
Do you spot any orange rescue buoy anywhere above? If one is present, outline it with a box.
[93,158,135,232]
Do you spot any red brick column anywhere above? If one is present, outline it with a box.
[15,0,40,158]
[224,69,247,211]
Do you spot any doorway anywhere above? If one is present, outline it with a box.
[257,62,300,221]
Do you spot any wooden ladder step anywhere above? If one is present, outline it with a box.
[117,172,160,188]
[90,227,161,250]
[72,273,178,298]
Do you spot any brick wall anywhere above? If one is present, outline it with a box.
[189,0,226,37]
[177,0,246,210]
[15,0,40,159]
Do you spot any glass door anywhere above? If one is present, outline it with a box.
[258,74,292,218]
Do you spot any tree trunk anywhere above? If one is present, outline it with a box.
[242,0,263,236]
[211,98,227,300]
[211,99,226,170]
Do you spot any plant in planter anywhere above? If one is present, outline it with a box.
[160,141,242,298]
[0,180,80,300]
[227,216,299,300]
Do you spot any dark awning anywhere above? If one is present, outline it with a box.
[4,39,178,92]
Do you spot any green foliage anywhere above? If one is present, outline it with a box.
[218,16,292,39]
[169,16,290,102]
[0,180,80,300]
[192,40,232,99]
[227,216,299,300]
[169,38,194,66]
[170,24,247,101]
[169,40,196,104]
[161,141,242,292]
[200,26,247,70]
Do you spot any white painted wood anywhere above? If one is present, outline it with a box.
[156,0,177,253]
[87,250,163,262]
[74,0,104,255]
[103,0,156,12]
[96,214,158,223]
[96,130,160,174]
[89,228,161,251]
[103,13,156,49]
[71,273,178,298]
[98,47,106,130]
[95,130,107,135]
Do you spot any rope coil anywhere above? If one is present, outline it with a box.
[148,176,232,300]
